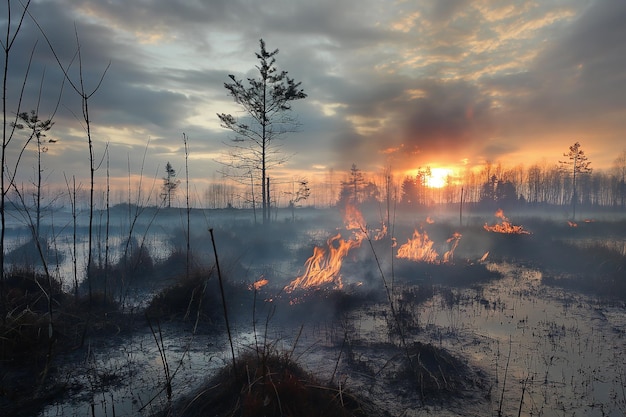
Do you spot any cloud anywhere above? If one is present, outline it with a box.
[2,0,625,197]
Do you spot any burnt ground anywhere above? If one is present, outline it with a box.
[1,213,626,416]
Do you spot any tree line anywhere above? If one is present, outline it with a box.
[333,144,626,214]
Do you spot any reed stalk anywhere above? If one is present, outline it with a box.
[209,228,237,373]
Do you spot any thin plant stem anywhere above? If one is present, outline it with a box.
[498,335,513,417]
[209,228,237,373]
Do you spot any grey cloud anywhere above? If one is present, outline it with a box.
[490,0,626,143]
[4,0,626,192]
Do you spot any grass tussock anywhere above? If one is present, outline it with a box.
[0,270,125,417]
[144,267,254,325]
[400,342,487,400]
[161,351,373,417]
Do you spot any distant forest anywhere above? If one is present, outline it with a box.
[200,155,626,211]
[9,150,626,213]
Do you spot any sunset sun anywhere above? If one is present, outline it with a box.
[426,167,454,188]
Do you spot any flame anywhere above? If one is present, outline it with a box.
[567,221,578,227]
[396,229,438,262]
[250,277,269,291]
[285,233,361,292]
[373,223,387,241]
[479,251,489,262]
[286,206,367,292]
[483,209,530,234]
[442,232,462,263]
[396,229,461,263]
[426,216,435,224]
[343,205,366,234]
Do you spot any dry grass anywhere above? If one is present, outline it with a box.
[160,351,374,417]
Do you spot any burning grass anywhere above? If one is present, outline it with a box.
[285,233,362,292]
[483,209,530,234]
[158,351,376,417]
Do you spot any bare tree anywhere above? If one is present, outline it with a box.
[218,39,307,224]
[560,141,592,220]
[2,0,35,295]
[33,21,110,299]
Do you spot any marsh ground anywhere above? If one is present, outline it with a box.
[2,205,626,416]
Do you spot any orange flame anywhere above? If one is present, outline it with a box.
[483,209,530,234]
[343,205,366,235]
[285,233,361,292]
[567,221,578,228]
[373,223,387,241]
[396,229,461,263]
[442,232,462,263]
[250,277,269,291]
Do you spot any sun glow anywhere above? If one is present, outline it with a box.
[426,167,453,188]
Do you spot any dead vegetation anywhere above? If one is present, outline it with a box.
[158,351,375,417]
[0,270,125,417]
[400,341,487,400]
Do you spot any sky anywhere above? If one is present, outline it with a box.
[3,0,626,202]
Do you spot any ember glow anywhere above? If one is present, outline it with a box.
[483,209,530,234]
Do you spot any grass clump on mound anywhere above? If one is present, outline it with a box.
[144,268,254,325]
[163,351,373,417]
[0,270,125,417]
[399,342,488,402]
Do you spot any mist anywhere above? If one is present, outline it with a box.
[2,197,626,416]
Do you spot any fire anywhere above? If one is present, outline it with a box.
[343,204,366,235]
[568,221,578,227]
[483,209,530,234]
[397,229,438,262]
[285,233,361,292]
[442,232,462,263]
[396,229,461,264]
[250,277,269,291]
[343,205,364,228]
[285,205,370,292]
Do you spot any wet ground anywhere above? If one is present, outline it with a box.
[39,262,626,417]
